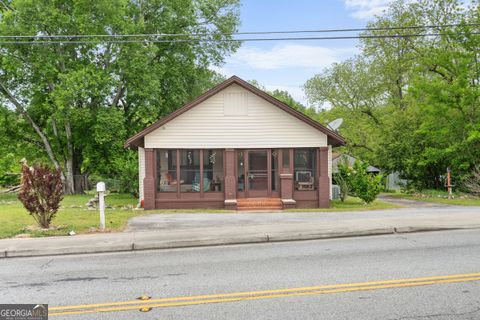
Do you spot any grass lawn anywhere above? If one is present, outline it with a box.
[0,192,141,239]
[384,190,480,206]
[287,197,403,212]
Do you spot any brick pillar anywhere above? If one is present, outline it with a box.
[143,148,156,210]
[280,149,295,209]
[318,147,330,208]
[224,149,237,209]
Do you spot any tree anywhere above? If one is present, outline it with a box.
[0,0,240,194]
[248,80,319,118]
[304,57,385,164]
[305,0,480,190]
[464,166,480,195]
[350,161,383,204]
[18,162,64,228]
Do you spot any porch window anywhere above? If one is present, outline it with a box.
[180,150,200,192]
[203,150,224,192]
[272,149,278,191]
[237,151,244,192]
[157,149,178,192]
[294,149,317,191]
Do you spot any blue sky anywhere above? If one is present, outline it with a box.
[218,0,392,105]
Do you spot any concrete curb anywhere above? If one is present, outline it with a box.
[4,244,134,258]
[266,227,396,242]
[2,225,476,259]
[133,234,270,251]
[394,225,480,234]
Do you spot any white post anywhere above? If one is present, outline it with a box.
[96,182,106,231]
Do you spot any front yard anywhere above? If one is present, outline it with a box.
[0,193,141,239]
[384,190,480,206]
[0,193,401,239]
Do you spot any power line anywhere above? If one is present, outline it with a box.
[0,32,478,45]
[0,23,477,40]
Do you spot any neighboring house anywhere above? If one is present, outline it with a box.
[385,172,408,190]
[125,76,345,210]
[332,153,380,174]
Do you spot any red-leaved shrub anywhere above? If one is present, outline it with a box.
[17,163,64,228]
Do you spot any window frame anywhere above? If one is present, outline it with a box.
[156,149,179,193]
[293,148,317,191]
[156,149,224,195]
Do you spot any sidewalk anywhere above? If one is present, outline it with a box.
[1,206,479,258]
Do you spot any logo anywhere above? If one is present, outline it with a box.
[0,304,48,320]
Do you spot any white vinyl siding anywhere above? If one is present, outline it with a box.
[144,84,328,149]
[224,92,248,116]
[138,147,145,201]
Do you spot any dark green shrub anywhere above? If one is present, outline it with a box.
[350,161,383,204]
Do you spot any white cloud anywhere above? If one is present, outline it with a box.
[227,44,357,70]
[344,0,390,19]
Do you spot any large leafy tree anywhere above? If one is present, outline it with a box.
[305,0,480,189]
[0,0,240,193]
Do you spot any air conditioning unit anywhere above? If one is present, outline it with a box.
[332,184,341,200]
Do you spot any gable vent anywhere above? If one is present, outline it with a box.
[224,92,248,116]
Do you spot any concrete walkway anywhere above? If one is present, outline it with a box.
[1,204,479,258]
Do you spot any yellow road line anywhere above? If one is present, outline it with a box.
[49,273,480,310]
[49,273,480,316]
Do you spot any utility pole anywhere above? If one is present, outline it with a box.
[446,168,452,199]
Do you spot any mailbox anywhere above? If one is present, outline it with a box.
[96,181,106,230]
[96,182,106,193]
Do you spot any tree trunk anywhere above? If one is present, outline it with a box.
[73,150,84,194]
[64,158,75,195]
[63,119,78,194]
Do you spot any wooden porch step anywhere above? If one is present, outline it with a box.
[237,198,283,211]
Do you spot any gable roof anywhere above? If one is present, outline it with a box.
[125,76,346,148]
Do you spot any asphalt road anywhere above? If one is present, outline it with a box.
[1,229,480,319]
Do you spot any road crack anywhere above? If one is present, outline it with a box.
[390,306,480,320]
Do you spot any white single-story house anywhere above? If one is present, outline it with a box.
[125,76,345,210]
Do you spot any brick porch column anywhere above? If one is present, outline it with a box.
[280,149,295,209]
[143,148,156,210]
[224,148,237,209]
[318,147,330,208]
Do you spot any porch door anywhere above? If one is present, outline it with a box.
[247,150,269,197]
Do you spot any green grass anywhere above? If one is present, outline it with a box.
[0,192,141,239]
[385,190,480,206]
[287,197,403,212]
